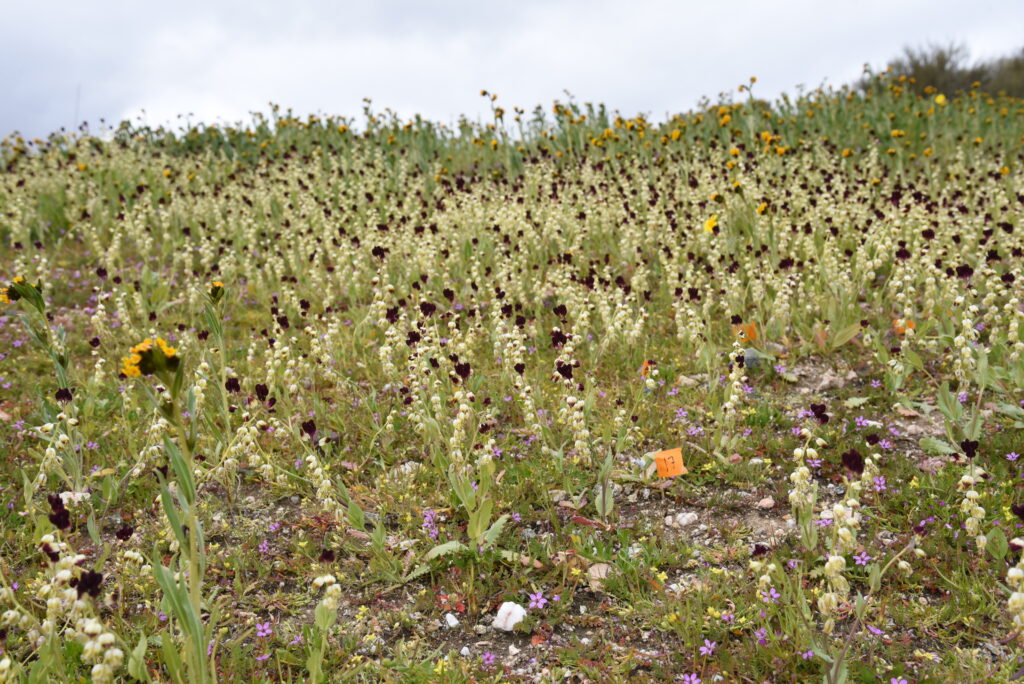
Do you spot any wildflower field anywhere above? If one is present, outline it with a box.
[0,73,1023,683]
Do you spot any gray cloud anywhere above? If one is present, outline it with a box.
[2,0,1021,138]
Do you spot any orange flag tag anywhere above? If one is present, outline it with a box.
[654,448,687,478]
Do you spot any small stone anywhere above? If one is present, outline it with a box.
[493,602,527,631]
[756,496,775,510]
[675,511,699,527]
[445,613,460,628]
[549,490,567,503]
[473,624,487,635]
[749,458,764,466]
[728,453,743,465]
[508,644,520,656]
[460,646,471,657]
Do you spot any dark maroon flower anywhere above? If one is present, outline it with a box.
[319,548,336,563]
[55,387,74,403]
[841,449,864,475]
[960,439,979,459]
[49,507,71,530]
[255,383,269,402]
[76,570,103,598]
[225,377,241,393]
[115,525,135,541]
[1012,504,1024,524]
[454,362,471,380]
[301,420,317,438]
[419,301,437,317]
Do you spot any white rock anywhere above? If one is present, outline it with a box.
[508,644,520,656]
[756,496,775,510]
[445,613,460,628]
[460,646,471,657]
[493,602,527,631]
[675,512,699,527]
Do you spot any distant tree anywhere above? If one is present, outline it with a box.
[863,42,1024,97]
[985,47,1024,96]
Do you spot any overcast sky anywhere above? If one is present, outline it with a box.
[2,0,1022,139]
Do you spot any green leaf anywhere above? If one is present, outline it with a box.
[424,540,467,560]
[86,513,102,547]
[346,500,366,532]
[470,498,493,544]
[987,527,1009,560]
[996,402,1024,419]
[919,437,957,455]
[164,436,196,507]
[903,347,924,371]
[483,514,509,548]
[128,633,150,682]
[160,632,184,683]
[159,484,188,549]
[594,477,614,518]
[844,397,869,408]
[314,602,337,632]
[830,322,861,349]
[868,563,881,593]
[403,563,432,583]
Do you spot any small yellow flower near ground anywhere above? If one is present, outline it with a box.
[842,148,852,157]
[757,202,768,214]
[703,215,718,233]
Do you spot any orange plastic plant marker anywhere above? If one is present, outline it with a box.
[654,448,687,478]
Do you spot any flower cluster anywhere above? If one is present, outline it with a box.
[121,337,180,378]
